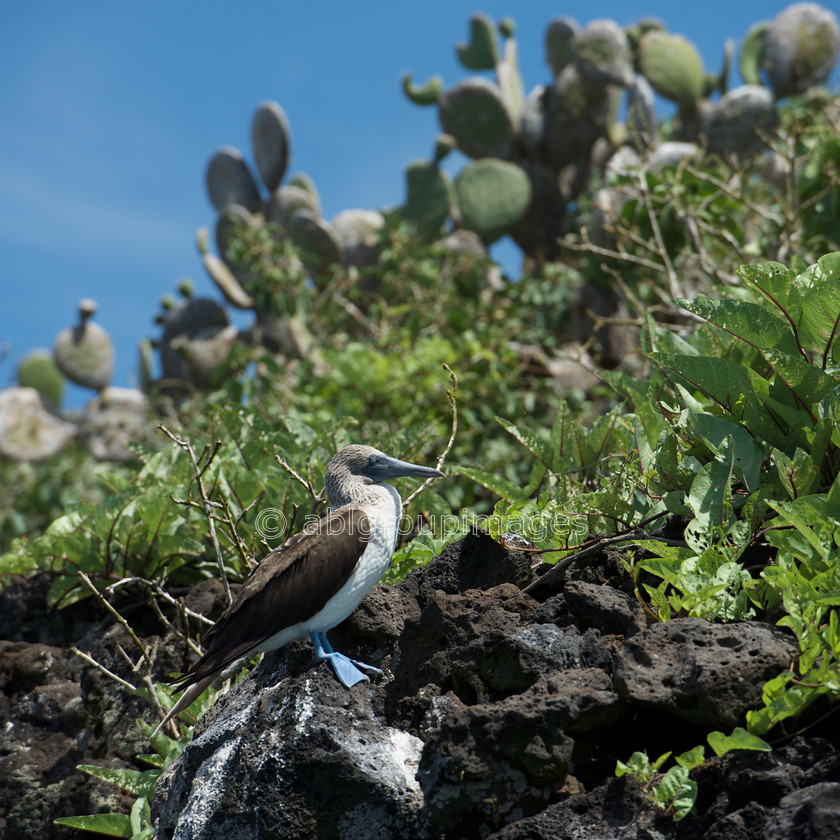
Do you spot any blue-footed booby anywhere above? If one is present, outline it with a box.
[152,444,443,736]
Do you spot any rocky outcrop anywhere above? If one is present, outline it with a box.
[2,528,839,839]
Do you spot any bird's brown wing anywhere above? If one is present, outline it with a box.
[176,505,371,688]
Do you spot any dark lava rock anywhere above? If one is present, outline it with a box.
[613,617,798,728]
[563,579,646,637]
[152,660,433,840]
[5,527,840,839]
[418,693,575,835]
[404,525,534,600]
[763,781,840,839]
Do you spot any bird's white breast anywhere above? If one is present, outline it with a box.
[256,485,402,652]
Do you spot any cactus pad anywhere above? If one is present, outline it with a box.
[160,298,232,391]
[215,203,256,265]
[206,147,261,213]
[287,173,320,208]
[0,387,75,461]
[455,158,532,244]
[288,211,342,279]
[82,387,149,462]
[17,349,64,409]
[54,302,114,391]
[402,73,443,106]
[456,14,498,70]
[266,185,320,229]
[701,85,777,156]
[438,78,515,160]
[251,101,291,192]
[574,19,633,86]
[545,17,579,77]
[761,3,840,98]
[639,31,705,107]
[402,160,454,238]
[626,74,657,148]
[739,22,771,87]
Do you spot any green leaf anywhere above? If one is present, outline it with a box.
[686,439,736,533]
[687,412,764,492]
[77,765,160,800]
[675,745,706,770]
[130,797,152,836]
[739,261,801,324]
[676,298,800,357]
[763,348,838,409]
[654,765,697,821]
[707,727,772,757]
[53,814,133,837]
[773,448,821,499]
[494,416,553,469]
[798,254,840,362]
[650,353,784,447]
[447,463,527,501]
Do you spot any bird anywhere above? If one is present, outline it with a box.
[151,444,444,737]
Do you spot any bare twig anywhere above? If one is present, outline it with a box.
[275,455,319,499]
[78,571,154,672]
[159,424,232,605]
[522,511,669,596]
[637,167,679,298]
[70,646,136,691]
[403,364,457,508]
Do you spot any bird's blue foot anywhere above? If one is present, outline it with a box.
[310,632,383,688]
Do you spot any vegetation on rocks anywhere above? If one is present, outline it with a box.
[2,3,840,837]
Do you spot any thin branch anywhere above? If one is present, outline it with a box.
[637,167,679,298]
[275,455,318,498]
[70,646,136,691]
[522,511,669,596]
[403,364,457,508]
[159,424,232,605]
[78,571,154,672]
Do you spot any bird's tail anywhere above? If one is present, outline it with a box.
[150,674,215,739]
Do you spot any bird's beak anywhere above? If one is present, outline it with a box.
[362,453,445,482]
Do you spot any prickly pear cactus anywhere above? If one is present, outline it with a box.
[0,387,75,461]
[761,2,840,98]
[53,299,114,391]
[266,185,319,229]
[438,78,516,160]
[638,30,705,108]
[455,159,532,244]
[215,203,258,266]
[545,17,579,77]
[206,146,261,213]
[456,14,498,70]
[197,227,255,310]
[17,349,64,409]
[402,160,455,238]
[251,101,291,192]
[402,72,443,106]
[160,297,236,391]
[739,21,771,87]
[573,19,633,86]
[701,85,777,156]
[288,211,342,280]
[81,387,149,462]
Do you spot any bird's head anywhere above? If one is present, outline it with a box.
[324,445,444,507]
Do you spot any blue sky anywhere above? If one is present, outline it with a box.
[0,1,822,406]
